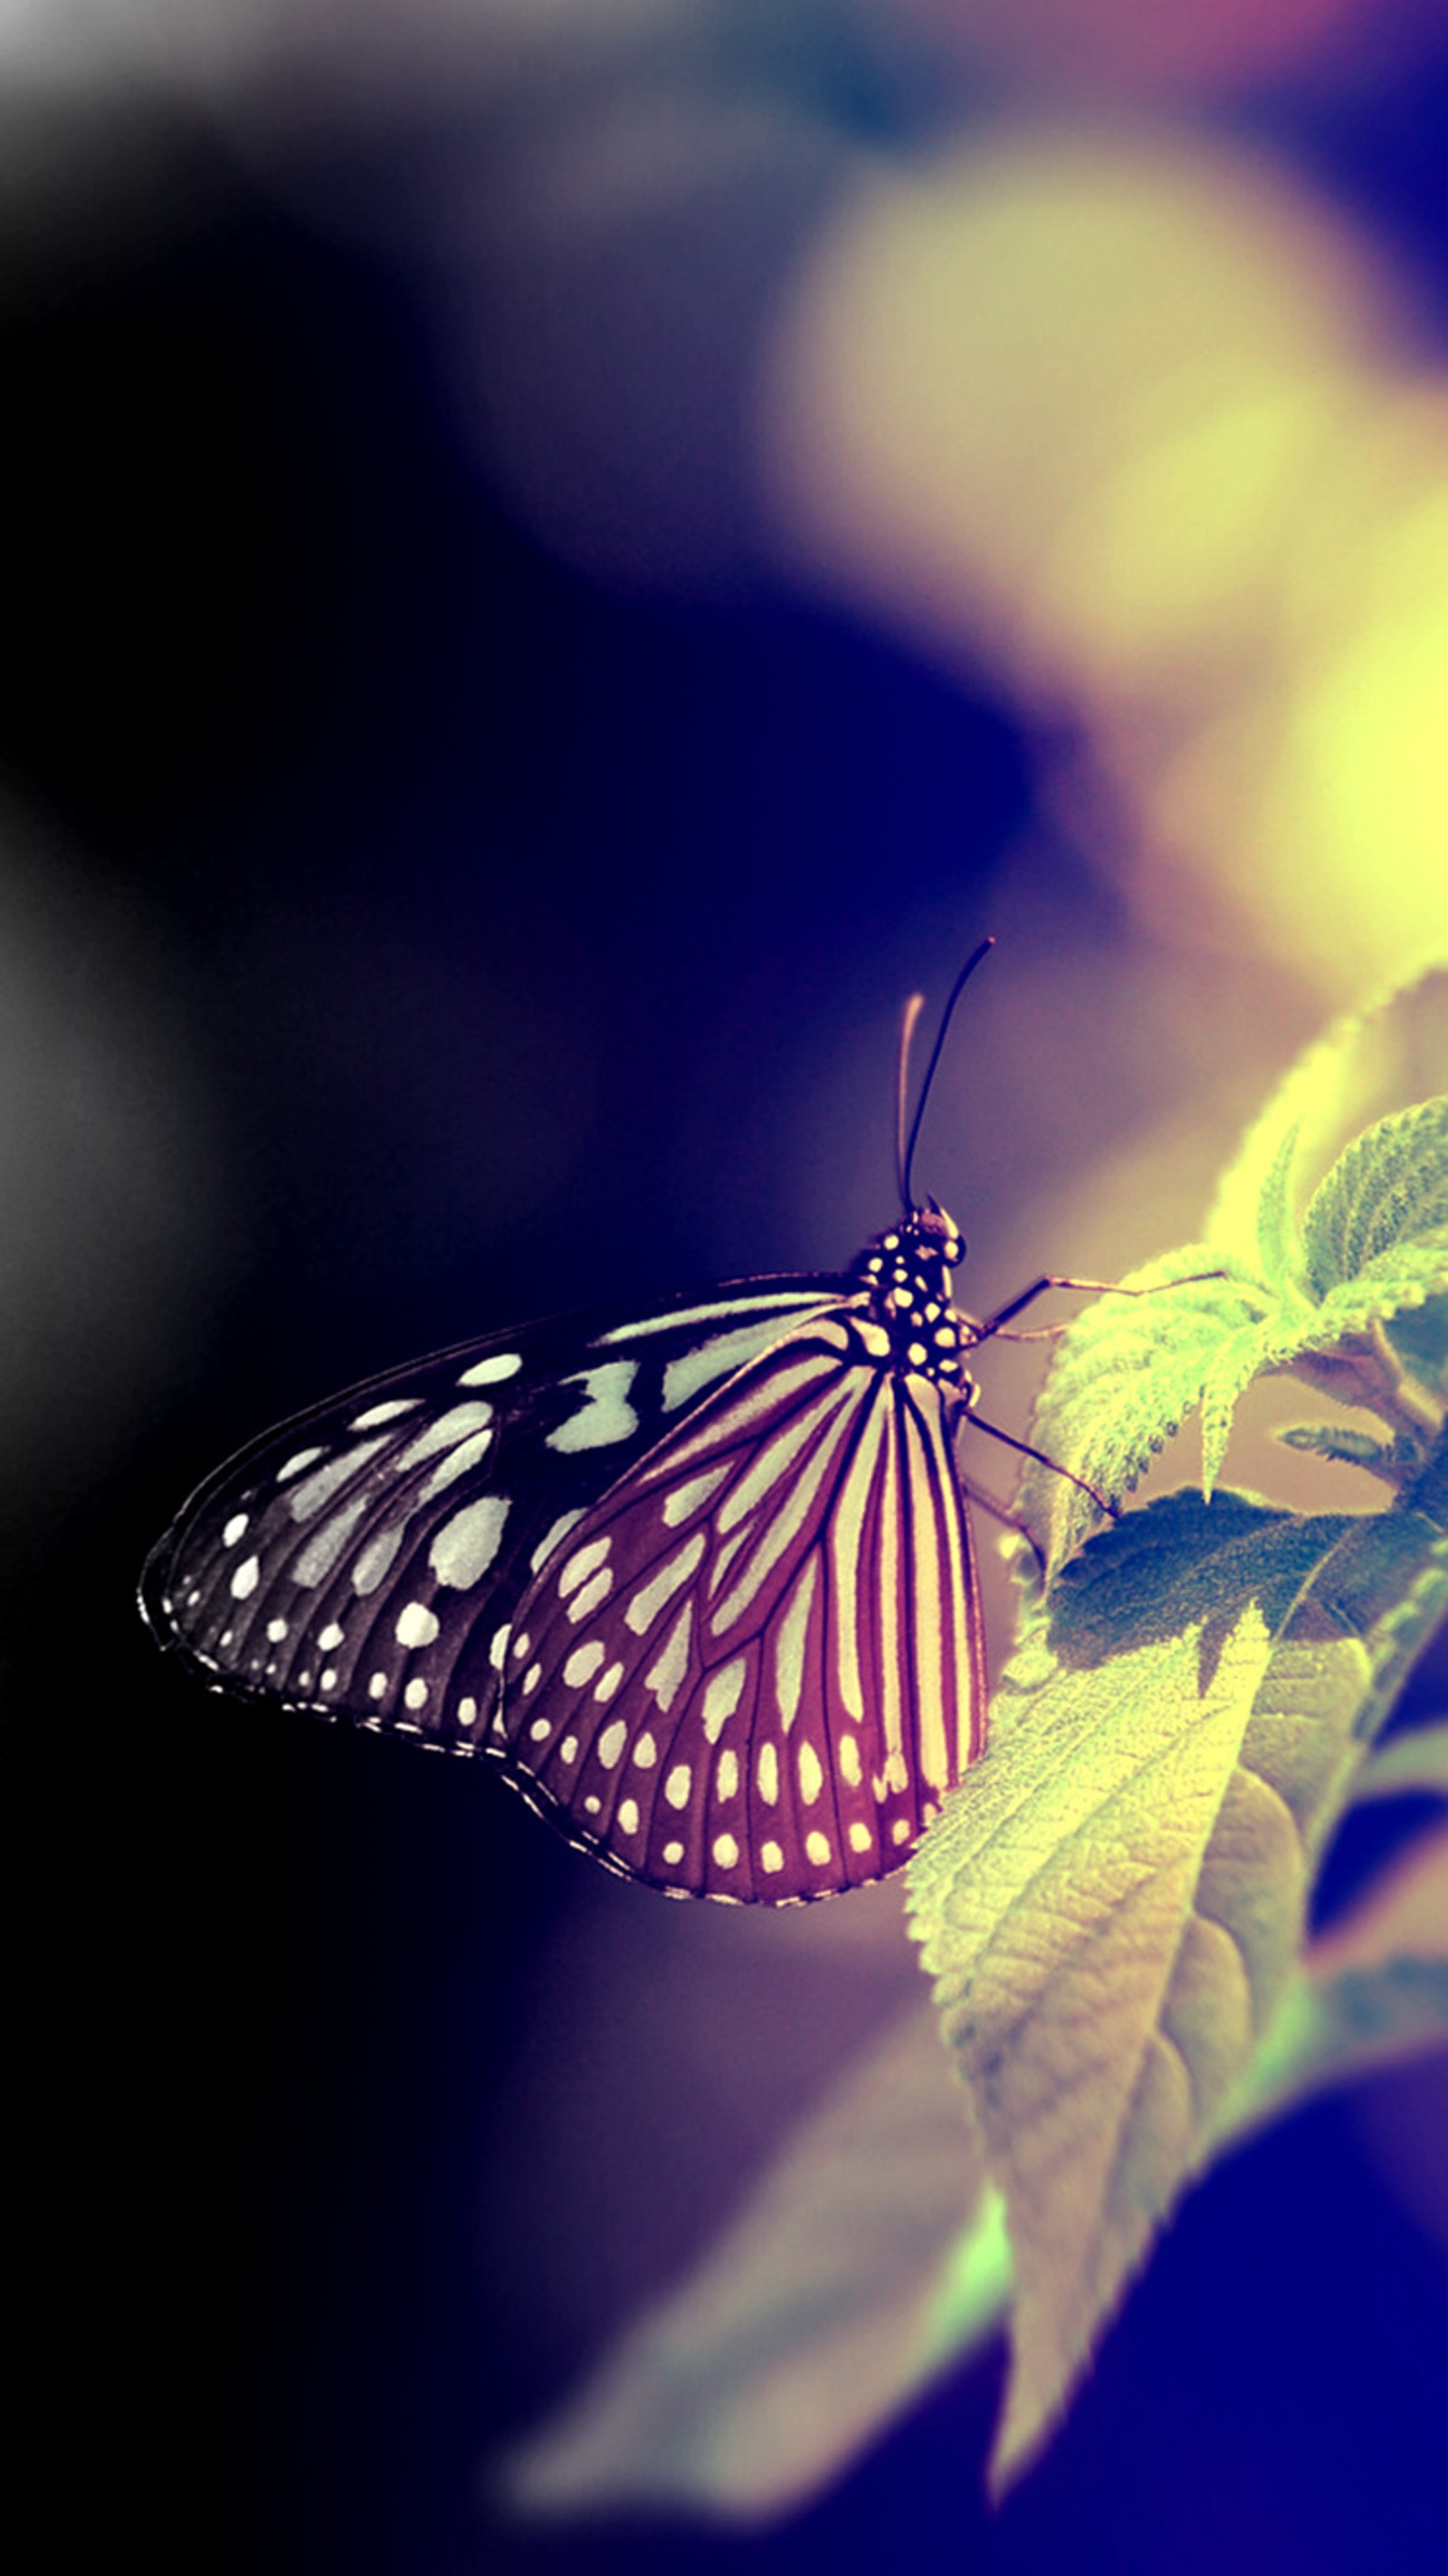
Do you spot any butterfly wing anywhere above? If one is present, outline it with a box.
[140,1280,849,1749]
[498,1312,986,1901]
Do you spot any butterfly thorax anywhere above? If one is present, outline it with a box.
[849,1202,973,1390]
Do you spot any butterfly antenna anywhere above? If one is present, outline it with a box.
[895,993,927,1212]
[900,936,995,1209]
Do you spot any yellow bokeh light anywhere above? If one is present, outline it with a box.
[761,120,1448,990]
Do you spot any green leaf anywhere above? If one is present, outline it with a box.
[1301,1100,1448,1297]
[1197,1318,1290,1499]
[1023,968,1448,1557]
[1230,1817,1448,2139]
[1207,962,1448,1275]
[1386,1293,1448,1395]
[1352,1720,1448,1803]
[1018,1253,1267,1570]
[1307,1245,1448,1346]
[908,1479,1448,2490]
[1253,1119,1305,1288]
[500,2006,998,2525]
[1276,1422,1405,1475]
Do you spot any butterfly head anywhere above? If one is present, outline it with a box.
[851,1197,967,1381]
[910,1195,965,1265]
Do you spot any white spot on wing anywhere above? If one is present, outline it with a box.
[619,1798,640,1835]
[757,1742,779,1805]
[418,1427,494,1501]
[277,1446,323,1484]
[662,1321,797,1413]
[567,1568,614,1622]
[598,1721,626,1770]
[645,1354,837,1476]
[349,1399,421,1429]
[624,1532,705,1636]
[710,1386,860,1632]
[702,1658,747,1742]
[714,1384,849,1531]
[662,1839,684,1865]
[595,1293,835,1346]
[405,1677,428,1711]
[661,1465,730,1527]
[849,1820,872,1854]
[429,1495,510,1589]
[395,1602,440,1650]
[773,1558,819,1733]
[664,1763,691,1808]
[558,1537,612,1598]
[223,1514,248,1547]
[712,1832,740,1868]
[839,1731,862,1787]
[643,1600,692,1713]
[798,1741,824,1806]
[394,1404,496,1470]
[351,1525,405,1596]
[761,1840,785,1874]
[295,1504,367,1592]
[546,1362,639,1454]
[458,1351,523,1386]
[633,1731,658,1767]
[288,1439,388,1522]
[230,1556,260,1600]
[805,1830,832,1866]
[530,1510,586,1572]
[715,1749,738,1801]
[563,1640,606,1687]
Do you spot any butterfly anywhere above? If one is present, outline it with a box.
[140,940,1118,1904]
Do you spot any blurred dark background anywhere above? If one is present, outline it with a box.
[5,8,1448,2573]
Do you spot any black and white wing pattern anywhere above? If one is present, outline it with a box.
[143,1216,989,1902]
[500,1307,985,1900]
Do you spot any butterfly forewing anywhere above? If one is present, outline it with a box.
[502,1313,986,1900]
[141,1281,848,1751]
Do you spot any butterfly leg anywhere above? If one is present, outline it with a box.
[965,1406,1119,1518]
[973,1271,1224,1342]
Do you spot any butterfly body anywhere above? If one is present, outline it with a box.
[142,1202,995,1903]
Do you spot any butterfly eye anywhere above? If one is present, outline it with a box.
[916,1201,964,1254]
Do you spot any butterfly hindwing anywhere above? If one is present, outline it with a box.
[139,1280,850,1752]
[498,1312,986,1900]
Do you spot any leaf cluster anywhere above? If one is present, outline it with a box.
[500,963,1448,2523]
[1021,965,1448,1575]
